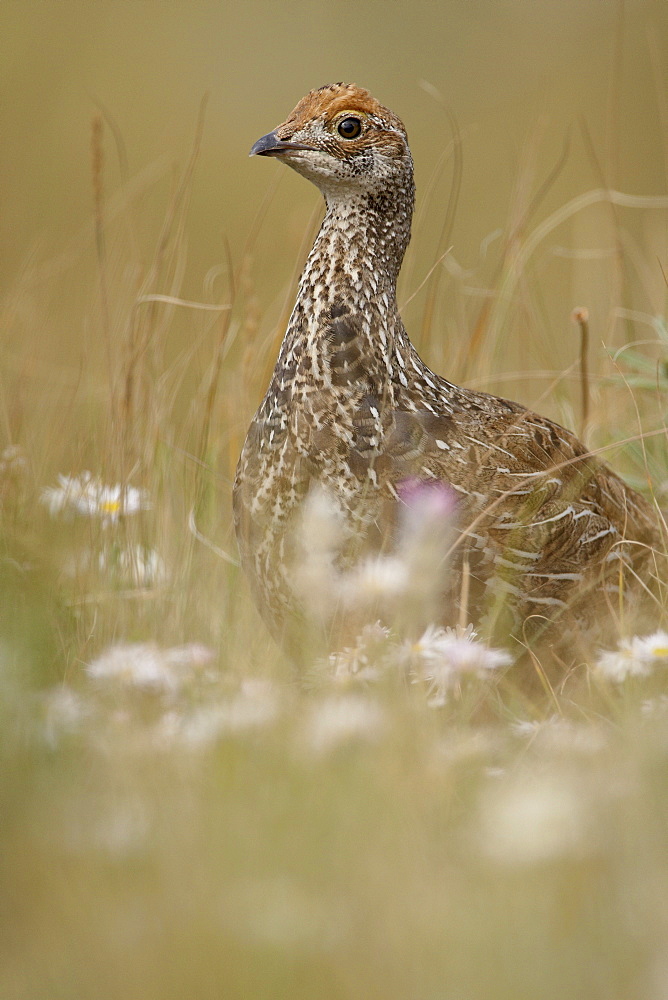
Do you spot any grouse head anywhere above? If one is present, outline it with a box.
[249,82,413,200]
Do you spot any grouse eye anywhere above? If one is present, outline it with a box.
[337,116,362,139]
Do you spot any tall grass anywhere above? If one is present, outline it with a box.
[1,97,668,999]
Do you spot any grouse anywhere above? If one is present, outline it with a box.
[233,83,662,659]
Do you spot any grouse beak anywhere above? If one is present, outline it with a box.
[249,130,315,157]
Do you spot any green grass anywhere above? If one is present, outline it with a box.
[1,108,668,999]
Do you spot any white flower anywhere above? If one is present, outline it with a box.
[0,444,27,475]
[634,630,668,662]
[404,624,511,706]
[340,556,409,605]
[40,686,91,747]
[86,641,214,694]
[327,622,391,681]
[293,485,348,621]
[478,772,592,864]
[595,630,668,682]
[595,642,649,682]
[41,472,151,524]
[300,695,385,754]
[159,680,282,747]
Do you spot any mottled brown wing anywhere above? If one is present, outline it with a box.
[355,403,660,622]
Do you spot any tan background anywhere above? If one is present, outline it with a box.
[3,0,666,290]
[2,0,667,473]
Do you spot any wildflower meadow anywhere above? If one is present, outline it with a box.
[2,4,668,997]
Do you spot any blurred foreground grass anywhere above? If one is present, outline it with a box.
[4,674,668,999]
[1,101,668,998]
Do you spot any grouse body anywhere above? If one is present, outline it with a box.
[233,83,661,656]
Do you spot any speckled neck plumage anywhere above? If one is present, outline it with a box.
[277,176,416,391]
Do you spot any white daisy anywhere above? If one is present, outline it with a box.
[160,680,282,747]
[404,624,511,706]
[41,472,151,524]
[293,485,347,621]
[341,556,409,605]
[300,694,385,754]
[0,444,27,475]
[594,630,668,683]
[327,622,391,681]
[634,630,668,662]
[478,772,592,864]
[86,641,214,694]
[40,686,91,748]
